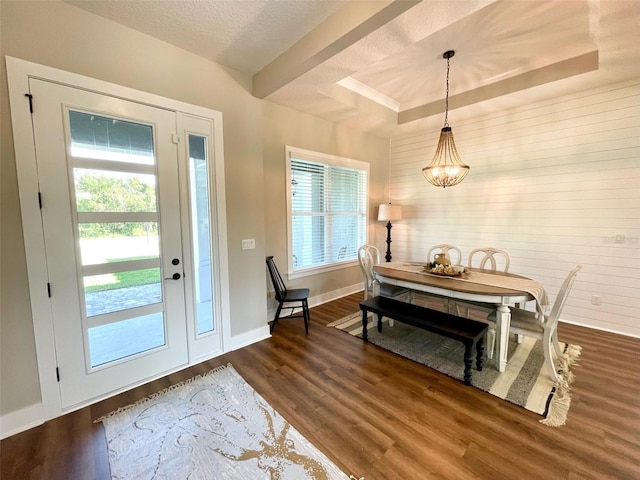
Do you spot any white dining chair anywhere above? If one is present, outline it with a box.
[420,244,463,313]
[487,265,582,382]
[456,247,512,320]
[427,244,462,266]
[357,245,411,303]
[468,247,510,272]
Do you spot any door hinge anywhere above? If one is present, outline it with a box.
[47,283,51,298]
[38,191,43,209]
[25,93,33,113]
[56,367,60,382]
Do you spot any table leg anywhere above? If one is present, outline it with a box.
[463,343,473,385]
[361,310,368,341]
[495,304,511,372]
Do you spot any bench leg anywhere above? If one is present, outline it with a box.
[377,313,383,332]
[463,343,473,386]
[476,336,485,371]
[361,310,368,341]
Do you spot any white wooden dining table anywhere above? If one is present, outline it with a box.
[373,262,547,373]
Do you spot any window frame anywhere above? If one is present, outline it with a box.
[285,146,369,280]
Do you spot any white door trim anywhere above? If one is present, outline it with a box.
[6,56,231,421]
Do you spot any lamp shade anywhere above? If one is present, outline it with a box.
[378,203,402,222]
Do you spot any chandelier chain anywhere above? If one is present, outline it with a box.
[444,55,450,127]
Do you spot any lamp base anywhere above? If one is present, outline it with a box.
[385,221,393,262]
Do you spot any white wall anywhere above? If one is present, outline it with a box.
[389,80,640,337]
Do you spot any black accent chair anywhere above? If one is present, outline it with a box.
[266,256,310,334]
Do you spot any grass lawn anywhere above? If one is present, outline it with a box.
[84,257,160,293]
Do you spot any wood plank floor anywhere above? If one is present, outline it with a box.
[2,292,639,479]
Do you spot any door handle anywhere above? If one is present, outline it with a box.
[165,273,181,280]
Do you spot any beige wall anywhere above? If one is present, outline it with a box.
[262,101,390,299]
[0,0,270,416]
[0,1,390,421]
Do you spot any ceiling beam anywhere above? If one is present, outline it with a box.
[398,50,600,124]
[252,0,420,99]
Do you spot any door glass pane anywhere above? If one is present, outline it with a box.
[73,168,157,213]
[79,222,159,265]
[68,109,169,368]
[84,268,162,317]
[88,312,165,367]
[188,135,215,335]
[69,111,154,164]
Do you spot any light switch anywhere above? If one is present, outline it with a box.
[241,239,255,250]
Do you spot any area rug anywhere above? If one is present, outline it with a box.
[97,364,363,480]
[330,312,581,427]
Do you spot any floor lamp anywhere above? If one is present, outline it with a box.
[378,203,402,262]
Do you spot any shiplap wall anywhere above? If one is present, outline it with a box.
[388,80,640,337]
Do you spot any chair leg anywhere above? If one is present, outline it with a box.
[486,327,496,360]
[543,335,560,383]
[551,329,563,357]
[271,302,284,334]
[302,300,309,334]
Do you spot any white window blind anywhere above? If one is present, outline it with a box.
[286,146,368,276]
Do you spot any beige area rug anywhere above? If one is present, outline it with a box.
[330,312,581,427]
[97,364,363,480]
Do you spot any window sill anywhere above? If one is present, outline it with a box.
[288,260,358,280]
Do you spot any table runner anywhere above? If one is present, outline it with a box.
[384,262,548,310]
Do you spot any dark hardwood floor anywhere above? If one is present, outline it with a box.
[2,292,639,479]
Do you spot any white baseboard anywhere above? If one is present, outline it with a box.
[0,403,44,439]
[231,325,271,350]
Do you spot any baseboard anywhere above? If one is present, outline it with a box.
[0,403,44,439]
[231,325,271,350]
[309,283,362,308]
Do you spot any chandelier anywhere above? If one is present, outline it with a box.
[422,50,470,188]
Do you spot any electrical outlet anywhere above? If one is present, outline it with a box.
[241,239,255,250]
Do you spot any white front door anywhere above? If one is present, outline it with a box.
[29,78,189,409]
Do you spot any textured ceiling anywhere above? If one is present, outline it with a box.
[64,0,640,137]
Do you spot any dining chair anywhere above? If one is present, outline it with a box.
[265,256,310,334]
[457,247,512,319]
[427,244,462,266]
[423,244,462,312]
[468,247,510,272]
[357,245,411,302]
[487,265,582,382]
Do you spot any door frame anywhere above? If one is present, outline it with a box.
[6,56,231,420]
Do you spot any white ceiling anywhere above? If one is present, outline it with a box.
[64,0,640,137]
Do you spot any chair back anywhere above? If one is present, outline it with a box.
[266,256,287,302]
[546,265,582,329]
[357,245,380,298]
[468,248,510,272]
[427,244,462,266]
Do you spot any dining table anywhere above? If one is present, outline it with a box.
[373,262,548,373]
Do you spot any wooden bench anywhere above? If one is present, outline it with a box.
[359,296,488,385]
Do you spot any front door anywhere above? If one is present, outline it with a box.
[29,78,189,409]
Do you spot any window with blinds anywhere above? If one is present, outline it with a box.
[286,146,368,277]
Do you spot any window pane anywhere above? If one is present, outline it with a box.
[69,110,154,165]
[188,134,215,335]
[88,312,165,367]
[74,168,157,213]
[84,269,162,317]
[289,151,368,271]
[79,223,159,265]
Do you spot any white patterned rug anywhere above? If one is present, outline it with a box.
[98,364,362,480]
[330,312,581,427]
